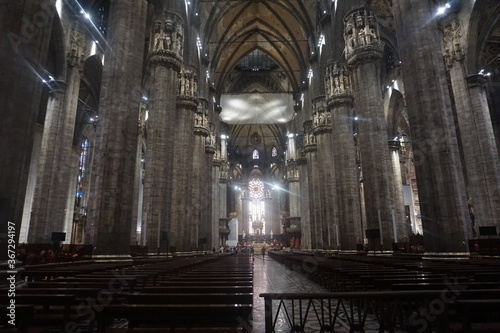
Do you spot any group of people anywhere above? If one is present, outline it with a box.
[18,248,58,266]
[212,245,268,259]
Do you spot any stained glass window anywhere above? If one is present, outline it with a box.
[76,139,89,207]
[248,177,266,235]
[253,149,259,160]
[272,146,278,157]
[249,178,264,200]
[96,2,109,36]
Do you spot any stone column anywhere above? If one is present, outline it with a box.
[326,62,363,251]
[29,25,85,244]
[392,0,469,252]
[20,126,43,243]
[215,134,229,248]
[203,127,216,248]
[312,96,338,249]
[212,165,221,251]
[286,133,300,218]
[286,160,300,217]
[193,101,210,252]
[388,140,410,244]
[86,0,148,255]
[241,197,250,237]
[297,149,311,250]
[303,121,321,249]
[172,67,198,252]
[345,8,398,250]
[217,161,229,249]
[142,12,183,254]
[211,143,222,251]
[442,17,500,236]
[0,1,56,250]
[132,103,147,244]
[268,188,281,238]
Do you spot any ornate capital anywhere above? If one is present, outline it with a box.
[388,139,401,150]
[285,161,299,182]
[312,97,331,134]
[194,102,210,137]
[466,74,488,89]
[344,8,383,66]
[48,80,67,94]
[177,67,198,109]
[296,156,307,166]
[219,163,229,181]
[442,18,464,70]
[205,122,216,154]
[326,62,354,107]
[302,120,316,152]
[304,131,317,152]
[148,13,184,70]
[138,102,148,133]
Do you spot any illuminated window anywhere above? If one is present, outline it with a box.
[249,178,264,200]
[253,149,259,160]
[76,139,89,207]
[96,2,109,36]
[56,0,63,18]
[248,177,266,234]
[272,146,278,157]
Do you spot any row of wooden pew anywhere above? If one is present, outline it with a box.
[1,253,254,332]
[267,251,500,332]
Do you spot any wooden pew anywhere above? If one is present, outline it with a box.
[13,287,101,298]
[0,294,75,322]
[124,292,253,305]
[453,299,500,332]
[0,304,34,332]
[76,273,151,287]
[96,303,252,332]
[158,280,252,287]
[392,281,500,290]
[27,278,137,292]
[143,285,253,294]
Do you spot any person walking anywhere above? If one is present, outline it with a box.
[261,246,266,259]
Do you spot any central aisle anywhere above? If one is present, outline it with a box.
[251,253,353,332]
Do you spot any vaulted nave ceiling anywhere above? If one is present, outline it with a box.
[198,0,317,168]
[199,0,315,93]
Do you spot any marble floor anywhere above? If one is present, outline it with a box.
[251,254,379,333]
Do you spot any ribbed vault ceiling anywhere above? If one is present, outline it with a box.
[198,0,316,169]
[200,0,315,92]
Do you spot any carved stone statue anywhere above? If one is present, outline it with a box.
[165,20,173,32]
[358,29,366,46]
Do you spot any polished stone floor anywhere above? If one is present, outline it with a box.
[252,254,379,333]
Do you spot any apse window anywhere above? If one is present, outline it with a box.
[253,149,259,160]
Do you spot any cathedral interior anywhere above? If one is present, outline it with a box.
[1,0,500,257]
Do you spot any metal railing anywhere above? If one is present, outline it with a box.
[260,290,455,333]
